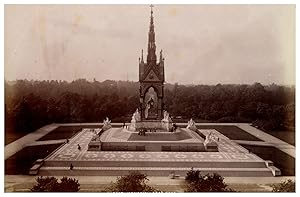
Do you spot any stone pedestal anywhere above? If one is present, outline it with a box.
[88,140,102,151]
[88,135,102,151]
[203,131,218,152]
[128,119,137,131]
[161,120,172,132]
[128,110,173,132]
[204,141,218,152]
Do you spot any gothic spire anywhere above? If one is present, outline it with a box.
[147,4,157,63]
[160,49,163,62]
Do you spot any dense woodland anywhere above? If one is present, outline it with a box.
[5,79,295,135]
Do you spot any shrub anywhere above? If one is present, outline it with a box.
[58,177,80,192]
[31,176,80,192]
[31,176,59,192]
[103,171,159,192]
[185,169,234,192]
[272,179,295,192]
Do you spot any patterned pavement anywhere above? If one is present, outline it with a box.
[199,129,250,153]
[46,129,263,163]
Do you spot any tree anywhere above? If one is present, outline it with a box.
[31,176,59,192]
[185,168,201,183]
[5,79,295,135]
[272,179,295,192]
[58,177,80,192]
[31,176,80,192]
[185,169,234,192]
[103,171,159,192]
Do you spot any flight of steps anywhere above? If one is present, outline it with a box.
[39,156,275,177]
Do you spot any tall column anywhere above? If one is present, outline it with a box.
[139,97,144,120]
[157,97,162,119]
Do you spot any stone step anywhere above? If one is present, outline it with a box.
[43,160,267,168]
[39,166,274,177]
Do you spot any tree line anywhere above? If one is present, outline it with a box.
[5,79,295,134]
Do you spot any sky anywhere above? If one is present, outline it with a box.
[4,4,295,85]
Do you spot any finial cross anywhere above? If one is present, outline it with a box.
[150,4,154,13]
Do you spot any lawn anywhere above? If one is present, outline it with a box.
[196,125,263,141]
[37,125,101,141]
[228,183,272,192]
[5,143,63,175]
[263,130,295,146]
[242,145,295,176]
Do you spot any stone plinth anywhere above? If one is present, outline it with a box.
[204,141,218,152]
[88,134,102,151]
[129,120,173,132]
[88,141,101,151]
[99,127,205,152]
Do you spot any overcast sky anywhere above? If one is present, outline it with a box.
[4,4,295,85]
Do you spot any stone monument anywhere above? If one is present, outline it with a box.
[128,5,173,132]
[138,4,165,120]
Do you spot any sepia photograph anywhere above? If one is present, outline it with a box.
[4,2,296,193]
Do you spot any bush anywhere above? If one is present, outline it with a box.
[272,179,295,192]
[103,171,159,192]
[185,168,201,183]
[31,176,59,192]
[58,177,80,192]
[185,169,234,192]
[31,176,80,192]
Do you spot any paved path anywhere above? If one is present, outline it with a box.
[6,174,294,184]
[233,140,274,147]
[5,124,59,160]
[26,139,66,146]
[199,129,249,153]
[237,124,295,158]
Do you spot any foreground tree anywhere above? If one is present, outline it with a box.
[31,176,59,192]
[103,171,159,192]
[58,177,80,192]
[31,176,80,192]
[185,169,234,192]
[272,179,295,192]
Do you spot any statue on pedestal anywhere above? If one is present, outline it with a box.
[145,96,155,119]
[128,109,141,131]
[162,110,171,122]
[102,117,112,131]
[186,118,197,131]
[204,132,213,144]
[134,108,141,121]
[161,110,172,131]
[204,131,218,152]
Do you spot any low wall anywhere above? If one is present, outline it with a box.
[130,120,173,132]
[101,141,205,152]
